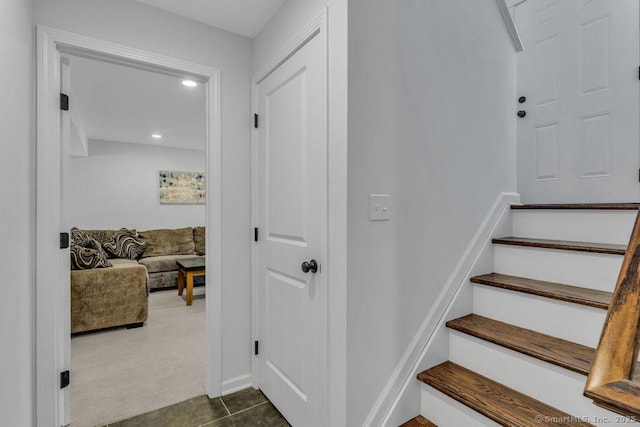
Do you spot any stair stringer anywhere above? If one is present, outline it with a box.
[364,192,520,427]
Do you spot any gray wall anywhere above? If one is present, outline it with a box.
[347,1,517,425]
[0,0,34,425]
[2,1,520,424]
[68,140,206,230]
[34,0,254,392]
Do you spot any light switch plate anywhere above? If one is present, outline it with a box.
[370,194,390,221]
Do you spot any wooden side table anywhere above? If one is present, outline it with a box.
[176,257,206,306]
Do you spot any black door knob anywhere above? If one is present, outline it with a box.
[301,259,318,273]
[518,96,526,104]
[517,110,526,118]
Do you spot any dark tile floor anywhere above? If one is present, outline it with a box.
[105,388,291,427]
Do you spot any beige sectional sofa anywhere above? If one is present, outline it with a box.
[137,226,205,289]
[70,226,205,333]
[71,259,149,333]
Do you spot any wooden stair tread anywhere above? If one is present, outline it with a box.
[470,273,612,310]
[447,314,596,376]
[492,237,626,255]
[511,203,640,210]
[447,314,640,381]
[417,361,594,426]
[399,415,437,427]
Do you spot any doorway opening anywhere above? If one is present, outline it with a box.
[62,52,208,426]
[35,27,222,426]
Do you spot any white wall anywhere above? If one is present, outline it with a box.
[0,0,34,425]
[68,140,205,230]
[347,1,517,425]
[253,1,348,425]
[34,0,253,392]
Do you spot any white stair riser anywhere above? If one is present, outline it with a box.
[494,245,622,292]
[420,386,500,427]
[449,333,634,427]
[512,210,636,245]
[473,285,606,348]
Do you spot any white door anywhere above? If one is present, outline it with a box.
[516,0,639,203]
[255,30,327,427]
[59,56,72,427]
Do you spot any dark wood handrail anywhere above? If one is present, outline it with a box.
[585,208,640,416]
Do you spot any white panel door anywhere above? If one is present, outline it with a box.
[517,0,639,203]
[255,31,327,427]
[59,56,72,427]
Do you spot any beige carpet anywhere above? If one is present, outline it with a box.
[71,288,206,427]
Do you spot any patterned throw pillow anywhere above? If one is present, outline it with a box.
[70,227,91,246]
[70,243,112,270]
[83,230,111,245]
[86,237,110,261]
[70,227,111,264]
[103,229,149,260]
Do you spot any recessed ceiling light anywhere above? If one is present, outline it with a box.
[151,134,162,139]
[182,80,198,88]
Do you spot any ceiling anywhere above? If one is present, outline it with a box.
[136,0,285,38]
[69,55,206,152]
[68,0,286,152]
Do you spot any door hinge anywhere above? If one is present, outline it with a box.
[60,370,70,389]
[254,340,259,355]
[60,232,70,249]
[638,168,640,182]
[254,113,259,129]
[254,227,259,242]
[60,93,69,111]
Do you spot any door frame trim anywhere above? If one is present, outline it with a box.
[35,25,223,426]
[250,8,336,425]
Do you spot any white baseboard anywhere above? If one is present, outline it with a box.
[362,191,520,427]
[221,374,253,396]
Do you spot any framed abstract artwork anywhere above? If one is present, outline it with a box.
[159,170,205,204]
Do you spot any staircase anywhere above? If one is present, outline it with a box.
[404,204,640,427]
